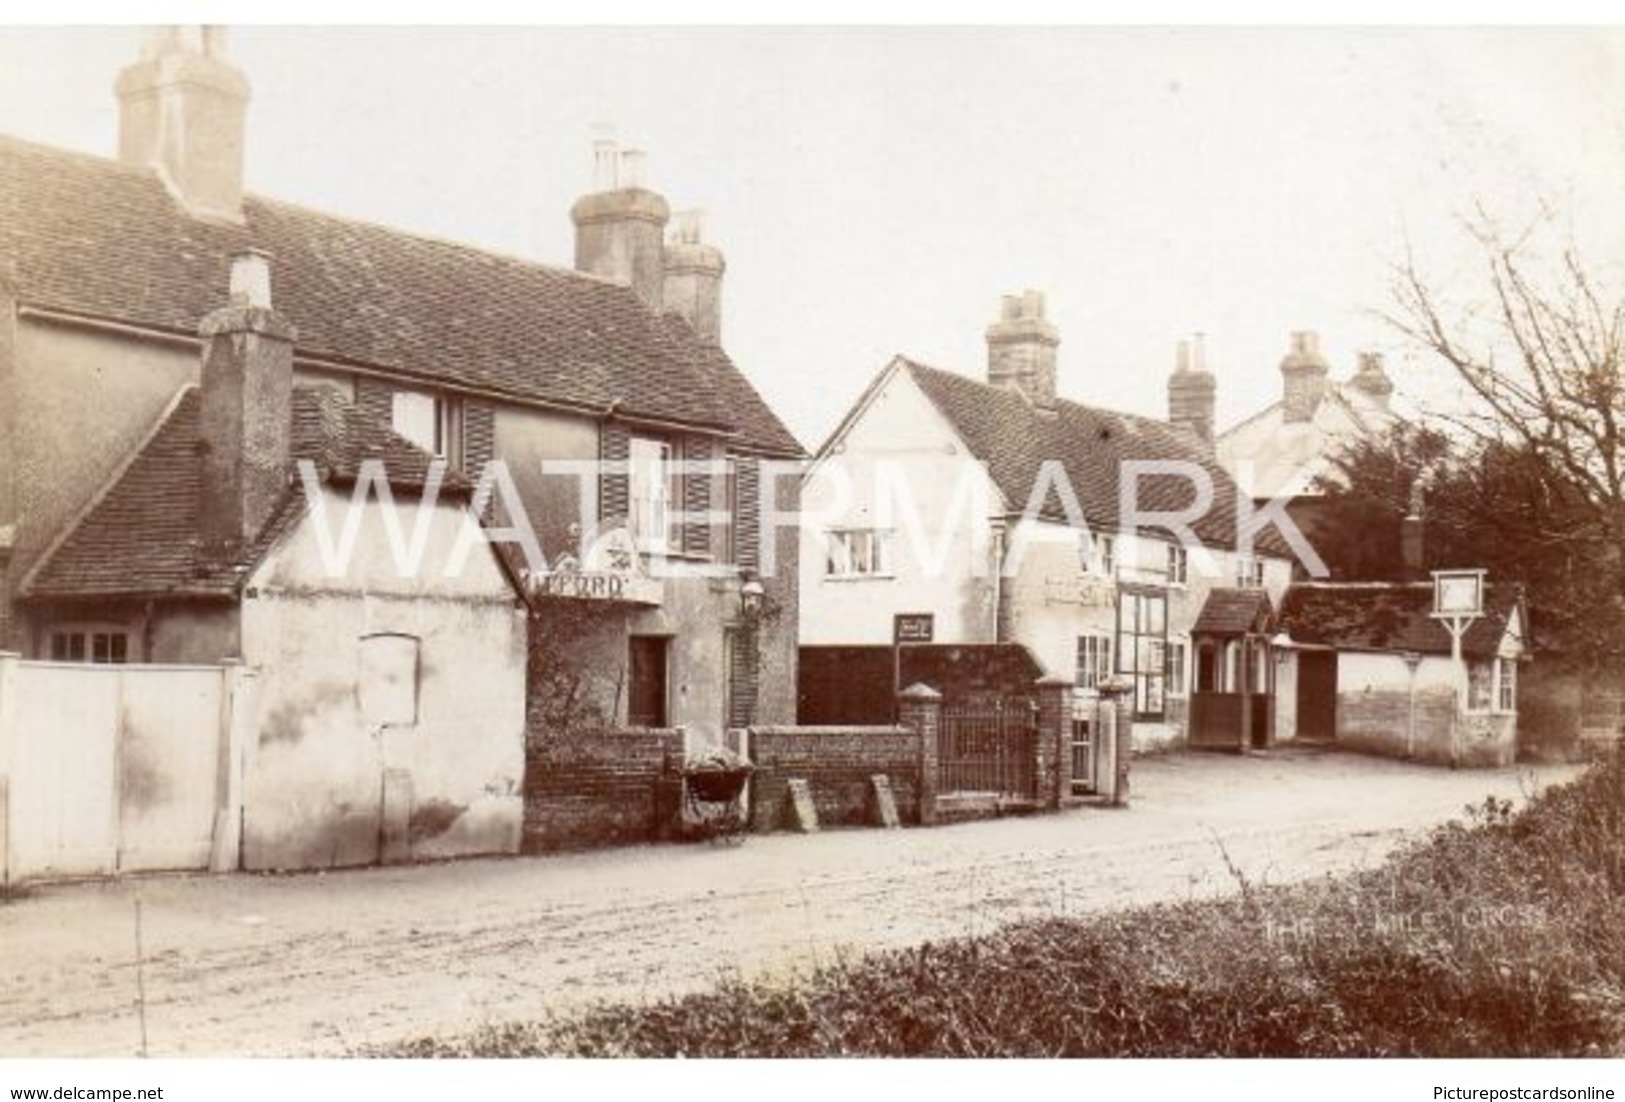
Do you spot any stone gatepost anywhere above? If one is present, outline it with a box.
[1034,675,1073,810]
[1096,676,1135,807]
[898,683,943,826]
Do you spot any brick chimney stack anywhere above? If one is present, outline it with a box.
[1167,332,1217,442]
[571,134,671,312]
[198,249,296,560]
[115,26,251,221]
[1280,330,1330,423]
[1350,350,1395,410]
[1401,481,1426,581]
[986,290,1060,410]
[664,211,726,345]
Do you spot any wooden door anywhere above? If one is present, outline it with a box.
[1296,651,1337,742]
[628,636,670,728]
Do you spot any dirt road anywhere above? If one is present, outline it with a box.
[0,750,1581,1057]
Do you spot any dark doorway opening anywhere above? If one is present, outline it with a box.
[628,635,670,728]
[1296,651,1337,743]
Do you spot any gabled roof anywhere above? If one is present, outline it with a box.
[1279,582,1523,659]
[892,358,1287,555]
[1215,383,1397,499]
[0,134,802,457]
[1192,588,1275,637]
[23,386,465,602]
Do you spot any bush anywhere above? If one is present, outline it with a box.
[381,750,1625,1058]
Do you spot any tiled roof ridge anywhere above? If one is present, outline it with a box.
[2,131,804,457]
[0,131,636,297]
[899,355,1185,432]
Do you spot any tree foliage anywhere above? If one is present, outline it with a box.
[1315,210,1625,670]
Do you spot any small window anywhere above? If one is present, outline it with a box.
[1235,556,1265,589]
[826,529,891,578]
[50,628,128,665]
[1081,533,1116,578]
[1496,657,1517,713]
[1076,634,1112,691]
[391,390,458,461]
[1167,544,1189,586]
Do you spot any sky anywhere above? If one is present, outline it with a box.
[1,23,1623,450]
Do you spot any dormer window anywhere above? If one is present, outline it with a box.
[391,389,459,462]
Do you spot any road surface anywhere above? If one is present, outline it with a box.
[0,748,1581,1056]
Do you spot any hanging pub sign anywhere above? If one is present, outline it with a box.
[1431,569,1485,618]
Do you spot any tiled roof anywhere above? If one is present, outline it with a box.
[1192,588,1275,637]
[900,359,1287,554]
[0,134,802,457]
[1279,583,1520,659]
[24,386,465,601]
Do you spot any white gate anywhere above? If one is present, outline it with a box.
[1,659,237,882]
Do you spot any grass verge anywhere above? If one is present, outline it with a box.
[383,750,1625,1057]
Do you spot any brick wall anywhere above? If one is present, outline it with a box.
[748,725,921,830]
[523,729,684,853]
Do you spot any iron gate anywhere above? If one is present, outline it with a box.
[940,698,1038,800]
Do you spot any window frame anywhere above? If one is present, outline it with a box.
[1235,555,1266,589]
[629,435,681,555]
[1167,543,1189,587]
[1075,633,1113,691]
[1495,656,1518,714]
[1116,586,1170,719]
[48,626,131,665]
[390,389,459,462]
[825,527,893,579]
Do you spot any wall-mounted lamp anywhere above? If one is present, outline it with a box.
[740,570,766,622]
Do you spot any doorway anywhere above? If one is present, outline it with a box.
[1296,651,1337,743]
[628,635,670,728]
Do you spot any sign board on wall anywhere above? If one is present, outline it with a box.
[893,613,935,644]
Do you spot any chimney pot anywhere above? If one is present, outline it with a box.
[1168,332,1217,443]
[229,248,274,309]
[619,148,647,190]
[591,129,620,190]
[1351,350,1395,409]
[571,135,670,312]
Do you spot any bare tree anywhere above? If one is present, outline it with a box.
[1384,208,1625,668]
